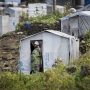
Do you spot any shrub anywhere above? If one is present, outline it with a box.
[16,10,63,31]
[84,29,90,43]
[0,62,76,90]
[0,51,90,90]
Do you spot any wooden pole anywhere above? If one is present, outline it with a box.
[53,0,56,12]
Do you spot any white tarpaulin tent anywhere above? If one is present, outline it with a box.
[2,7,22,17]
[19,30,79,75]
[0,15,17,35]
[2,7,27,31]
[5,0,21,4]
[61,11,90,37]
[28,3,47,17]
[0,15,10,35]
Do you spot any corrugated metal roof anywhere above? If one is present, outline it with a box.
[46,30,75,38]
[21,30,75,41]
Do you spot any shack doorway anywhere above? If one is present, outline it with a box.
[30,40,43,73]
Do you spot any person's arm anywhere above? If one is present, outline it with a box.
[37,47,42,57]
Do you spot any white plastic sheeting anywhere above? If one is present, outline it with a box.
[56,5,65,13]
[28,3,47,17]
[1,7,25,31]
[0,15,9,35]
[5,0,21,4]
[61,11,90,37]
[19,30,79,75]
[45,0,53,5]
[2,7,22,17]
[9,17,19,32]
[0,16,18,35]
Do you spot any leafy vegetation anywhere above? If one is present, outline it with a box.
[0,61,76,90]
[27,11,64,24]
[16,11,64,31]
[0,50,90,90]
[84,29,90,43]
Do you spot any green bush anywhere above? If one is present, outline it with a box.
[16,11,63,31]
[71,50,90,90]
[0,72,26,90]
[0,62,76,90]
[0,51,90,90]
[28,10,63,24]
[84,29,90,43]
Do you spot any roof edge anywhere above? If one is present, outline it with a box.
[20,30,75,41]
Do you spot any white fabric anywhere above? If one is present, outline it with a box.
[34,41,39,45]
[5,0,21,4]
[69,8,76,13]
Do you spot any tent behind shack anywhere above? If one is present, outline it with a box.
[0,16,18,35]
[2,7,22,17]
[5,0,21,4]
[0,15,9,35]
[77,4,90,11]
[19,30,79,75]
[28,3,47,17]
[61,11,90,37]
[2,7,26,31]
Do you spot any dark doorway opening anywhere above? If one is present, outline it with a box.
[30,40,43,73]
[75,0,81,5]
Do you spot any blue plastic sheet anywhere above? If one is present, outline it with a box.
[25,22,31,29]
[85,0,90,5]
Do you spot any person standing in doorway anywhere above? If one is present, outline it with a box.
[31,41,42,74]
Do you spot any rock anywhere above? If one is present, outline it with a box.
[2,47,10,51]
[2,56,7,61]
[66,65,76,73]
[10,60,17,65]
[0,67,3,74]
[7,54,13,60]
[0,57,2,61]
[2,67,12,72]
[81,65,90,78]
[16,32,23,35]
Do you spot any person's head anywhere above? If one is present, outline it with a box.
[34,41,39,48]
